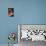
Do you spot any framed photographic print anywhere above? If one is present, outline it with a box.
[18,24,46,41]
[8,8,14,17]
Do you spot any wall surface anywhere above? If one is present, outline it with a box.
[0,0,46,45]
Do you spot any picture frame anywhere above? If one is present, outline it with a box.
[8,8,14,17]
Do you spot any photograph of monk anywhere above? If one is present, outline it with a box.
[8,8,14,17]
